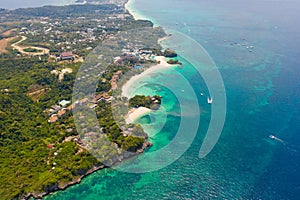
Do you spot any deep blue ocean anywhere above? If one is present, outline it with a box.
[42,0,299,199]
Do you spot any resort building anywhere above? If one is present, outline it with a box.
[59,52,74,61]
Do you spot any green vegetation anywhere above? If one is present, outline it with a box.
[129,95,162,109]
[164,49,177,58]
[167,59,182,65]
[9,36,22,44]
[0,5,154,57]
[96,100,146,151]
[0,4,120,19]
[0,57,100,199]
[23,47,42,53]
[0,47,150,199]
[0,3,166,199]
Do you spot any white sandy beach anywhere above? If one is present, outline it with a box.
[157,36,169,45]
[122,56,175,98]
[125,0,146,20]
[122,56,177,123]
[122,1,177,123]
[125,107,152,123]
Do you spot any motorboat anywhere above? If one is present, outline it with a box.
[207,97,213,104]
[269,135,276,140]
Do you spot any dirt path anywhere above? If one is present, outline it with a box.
[11,36,49,56]
[0,38,11,54]
[1,28,17,37]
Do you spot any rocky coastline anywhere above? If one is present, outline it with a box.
[22,165,105,200]
[18,1,162,199]
[21,141,152,200]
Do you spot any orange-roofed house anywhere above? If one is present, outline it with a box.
[67,104,74,111]
[60,52,74,61]
[48,114,58,123]
[57,109,67,118]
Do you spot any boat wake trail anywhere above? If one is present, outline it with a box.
[269,135,286,144]
[268,133,298,155]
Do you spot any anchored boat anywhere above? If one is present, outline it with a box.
[207,97,213,104]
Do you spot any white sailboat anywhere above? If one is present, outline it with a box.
[207,97,213,104]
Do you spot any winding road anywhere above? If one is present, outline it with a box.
[11,36,49,56]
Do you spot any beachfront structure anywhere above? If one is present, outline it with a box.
[115,55,139,64]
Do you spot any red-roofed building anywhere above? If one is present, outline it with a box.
[47,144,54,149]
[60,52,74,61]
[92,93,112,103]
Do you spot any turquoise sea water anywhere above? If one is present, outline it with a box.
[45,0,300,199]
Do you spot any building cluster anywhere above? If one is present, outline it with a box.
[15,11,132,57]
[114,49,155,66]
[46,100,72,123]
[110,70,123,90]
[56,52,74,62]
[46,92,113,123]
[92,93,113,104]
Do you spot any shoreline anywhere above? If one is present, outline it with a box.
[23,1,170,199]
[23,138,152,199]
[125,0,146,21]
[125,107,152,123]
[23,164,105,200]
[122,56,177,98]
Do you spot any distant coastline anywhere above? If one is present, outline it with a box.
[0,0,76,10]
[125,0,149,21]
